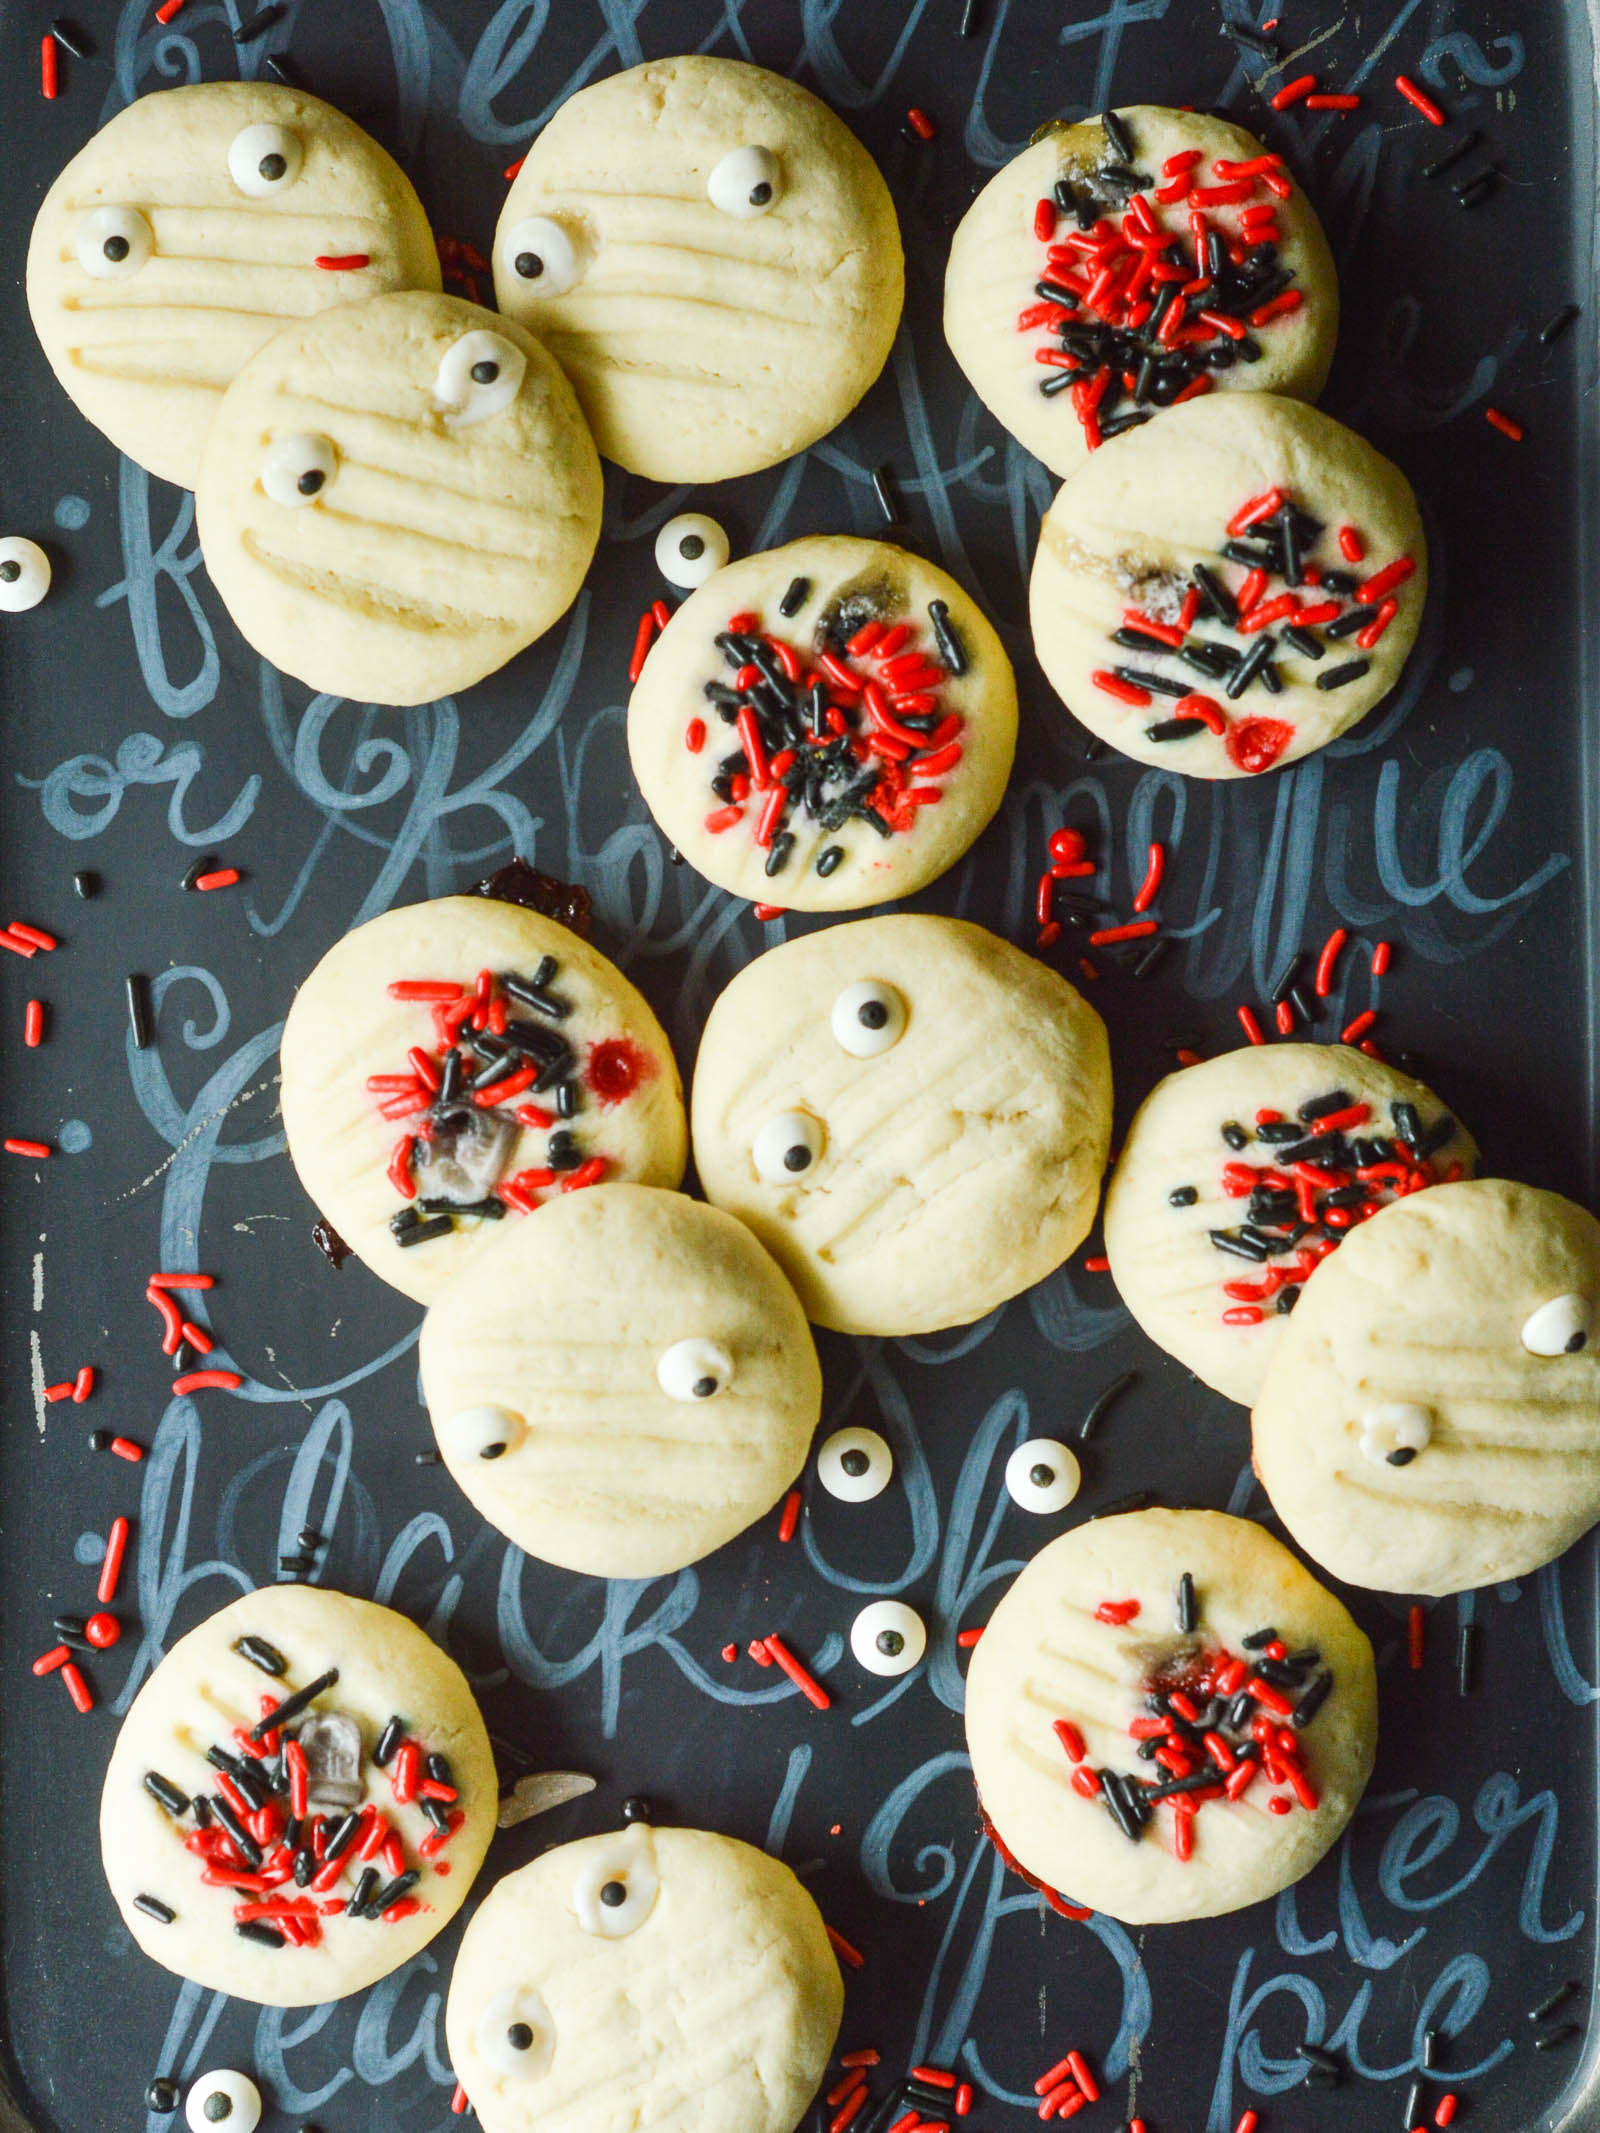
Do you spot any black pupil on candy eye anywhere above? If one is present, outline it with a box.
[203,2101,231,2125]
[506,2023,535,2051]
[680,534,705,560]
[258,152,287,181]
[783,1144,811,1172]
[876,1629,905,1656]
[1386,1447,1417,1467]
[1030,1463,1055,1488]
[749,181,772,205]
[103,235,130,262]
[471,360,500,384]
[297,469,325,496]
[514,251,543,279]
[841,1449,869,1477]
[599,1879,627,1906]
[692,1375,717,1398]
[0,562,19,583]
[479,1440,508,1460]
[1569,1331,1588,1352]
[857,1000,889,1030]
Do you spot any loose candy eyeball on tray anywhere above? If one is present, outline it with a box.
[185,2071,261,2132]
[0,537,51,612]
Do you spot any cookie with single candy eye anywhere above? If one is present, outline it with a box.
[444,1825,843,2133]
[278,895,686,1306]
[1252,1178,1600,1596]
[1029,392,1426,777]
[418,1184,822,1579]
[194,290,602,704]
[492,55,904,482]
[690,915,1112,1335]
[27,83,440,490]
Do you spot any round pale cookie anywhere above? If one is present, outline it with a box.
[99,1584,496,2004]
[691,916,1111,1335]
[194,291,602,704]
[1030,392,1425,776]
[492,55,903,482]
[279,895,686,1306]
[1253,1179,1600,1596]
[965,1508,1377,1924]
[26,83,439,490]
[445,1824,842,2133]
[419,1184,821,1578]
[628,537,1016,912]
[944,107,1337,482]
[1105,1044,1476,1406]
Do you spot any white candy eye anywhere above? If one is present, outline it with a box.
[830,980,907,1058]
[433,329,526,428]
[0,538,51,614]
[572,1825,658,1938]
[442,1404,526,1462]
[261,431,337,507]
[227,122,303,197]
[76,205,151,279]
[850,1599,926,1676]
[1359,1402,1433,1469]
[657,1337,733,1401]
[655,512,729,589]
[475,1983,556,2080]
[753,1109,824,1183]
[501,215,580,296]
[1005,1438,1081,1513]
[817,1425,892,1502]
[708,146,781,216]
[1521,1292,1594,1356]
[185,2072,262,2133]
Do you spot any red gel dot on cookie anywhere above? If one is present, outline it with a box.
[1225,718,1295,775]
[85,1612,121,1649]
[586,1038,654,1105]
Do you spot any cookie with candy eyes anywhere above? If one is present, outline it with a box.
[1104,1043,1476,1405]
[1252,1179,1600,1596]
[628,537,1017,912]
[964,1508,1377,1924]
[26,83,439,490]
[445,1824,843,2133]
[690,915,1112,1335]
[944,107,1338,482]
[1029,392,1426,776]
[99,1584,496,2004]
[194,290,602,705]
[278,895,686,1306]
[418,1184,821,1578]
[492,55,904,482]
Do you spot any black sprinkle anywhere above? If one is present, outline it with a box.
[927,598,968,674]
[296,1525,321,1553]
[419,1794,452,1834]
[1423,2028,1440,2070]
[816,845,845,878]
[235,1919,286,1948]
[959,0,981,31]
[1145,718,1201,743]
[250,1667,338,1739]
[1299,1088,1354,1122]
[1191,563,1237,626]
[1168,1185,1198,1207]
[1292,1671,1334,1729]
[778,576,810,617]
[1402,2079,1425,2128]
[278,1554,312,1576]
[1541,303,1580,345]
[396,1213,454,1248]
[1222,1122,1249,1151]
[621,1794,652,1822]
[1288,984,1315,1023]
[146,2078,181,2113]
[50,17,92,55]
[143,1771,191,1817]
[1457,1621,1480,1695]
[1209,1229,1269,1263]
[1242,1626,1278,1650]
[1091,1489,1156,1520]
[1132,937,1168,979]
[209,1795,263,1870]
[871,464,903,524]
[1099,1769,1144,1842]
[1101,110,1134,163]
[126,974,153,1050]
[414,1448,441,1465]
[1535,2021,1580,2050]
[1317,659,1370,691]
[1283,624,1325,660]
[88,1429,110,1451]
[234,1635,288,1677]
[374,1716,407,1768]
[1530,1981,1578,2023]
[322,1811,361,1864]
[73,869,100,899]
[1454,169,1498,209]
[233,0,286,39]
[347,1867,381,1917]
[181,855,216,893]
[53,1613,91,1646]
[370,1868,421,1914]
[1176,1571,1197,1634]
[1297,2043,1341,2072]
[1225,636,1276,699]
[1079,1371,1137,1442]
[264,50,299,85]
[1421,128,1481,179]
[133,1893,176,1923]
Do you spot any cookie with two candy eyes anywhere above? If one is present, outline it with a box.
[1252,1178,1600,1596]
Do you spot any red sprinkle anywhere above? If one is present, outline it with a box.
[1435,2094,1459,2126]
[451,2085,470,2116]
[40,32,58,96]
[628,609,657,683]
[828,2072,869,2108]
[155,0,186,16]
[685,717,706,754]
[98,1515,130,1605]
[1033,198,1057,241]
[763,1633,831,1711]
[1275,1000,1295,1036]
[1304,93,1362,109]
[1409,1604,1426,1671]
[1093,670,1152,707]
[61,1662,94,1713]
[911,2069,956,2090]
[172,1369,243,1395]
[24,1000,45,1047]
[1314,926,1348,997]
[1083,1255,1110,1272]
[1360,556,1415,602]
[72,1366,95,1402]
[5,1138,52,1159]
[1271,73,1316,109]
[1132,842,1165,913]
[44,1381,74,1404]
[1094,1599,1141,1626]
[194,868,241,892]
[110,1437,145,1463]
[906,107,937,140]
[86,1611,120,1648]
[956,1627,984,1648]
[388,981,459,1002]
[825,1924,866,1969]
[1237,1006,1266,1046]
[841,2053,882,2071]
[1234,2114,1260,2133]
[1089,920,1158,946]
[955,2086,973,2118]
[1341,1009,1378,1044]
[32,1645,70,1676]
[4,922,55,950]
[314,253,372,271]
[1485,406,1525,442]
[1395,74,1447,125]
[1065,2053,1098,2104]
[1033,2061,1074,2098]
[778,1490,802,1543]
[1053,1719,1087,1763]
[1372,940,1393,976]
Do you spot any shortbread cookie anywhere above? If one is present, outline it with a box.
[1253,1179,1600,1595]
[945,107,1337,479]
[628,537,1016,911]
[493,56,903,482]
[279,896,686,1305]
[691,916,1112,1334]
[27,83,439,489]
[965,1508,1377,1924]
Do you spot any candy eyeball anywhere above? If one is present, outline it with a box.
[573,1826,659,1937]
[830,980,907,1058]
[442,1404,527,1462]
[433,329,527,428]
[0,538,51,614]
[261,431,337,507]
[501,214,581,296]
[1005,1438,1080,1513]
[753,1109,824,1183]
[850,1599,927,1676]
[657,1337,734,1401]
[655,512,729,589]
[227,122,303,197]
[475,1983,557,2079]
[76,205,152,280]
[817,1425,892,1502]
[708,146,782,217]
[1521,1292,1594,1356]
[185,2072,261,2133]
[1359,1402,1433,1469]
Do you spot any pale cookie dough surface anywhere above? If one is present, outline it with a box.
[492,55,903,482]
[1030,392,1426,776]
[195,291,602,705]
[1105,1044,1476,1405]
[965,1508,1377,1924]
[691,916,1112,1335]
[419,1184,822,1577]
[279,896,686,1306]
[99,1585,496,2004]
[1253,1179,1600,1596]
[944,108,1337,481]
[628,537,1017,912]
[27,83,439,490]
[445,1825,843,2133]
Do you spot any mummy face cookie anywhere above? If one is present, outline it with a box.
[965,1509,1377,1924]
[419,1184,822,1578]
[99,1585,496,2003]
[27,83,440,490]
[493,56,904,482]
[945,107,1337,482]
[445,1825,843,2133]
[1030,392,1426,776]
[278,895,686,1305]
[628,538,1017,911]
[194,291,602,704]
[1104,1045,1476,1405]
[1252,1179,1600,1596]
[691,916,1112,1335]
